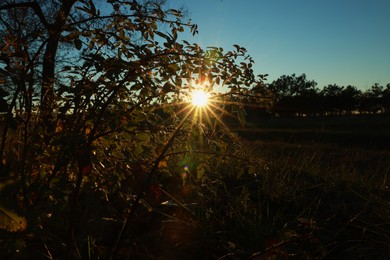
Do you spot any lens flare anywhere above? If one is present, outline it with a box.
[191,90,209,108]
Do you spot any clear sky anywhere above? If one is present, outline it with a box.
[170,0,390,90]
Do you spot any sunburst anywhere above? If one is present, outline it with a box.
[191,90,209,108]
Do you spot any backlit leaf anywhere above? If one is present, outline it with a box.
[136,132,150,141]
[0,205,27,232]
[196,164,209,180]
[167,63,179,73]
[135,143,144,155]
[158,160,168,168]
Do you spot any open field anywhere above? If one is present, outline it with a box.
[236,114,390,192]
[227,115,390,258]
[237,114,390,150]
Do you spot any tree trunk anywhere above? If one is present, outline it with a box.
[40,0,77,127]
[0,0,78,126]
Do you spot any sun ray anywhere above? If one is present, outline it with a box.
[191,90,209,107]
[169,78,254,159]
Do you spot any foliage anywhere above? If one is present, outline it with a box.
[266,74,390,116]
[0,0,263,258]
[0,1,389,259]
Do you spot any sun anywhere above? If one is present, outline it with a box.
[191,90,210,108]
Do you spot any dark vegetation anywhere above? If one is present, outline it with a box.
[243,73,390,117]
[236,114,390,150]
[0,0,389,259]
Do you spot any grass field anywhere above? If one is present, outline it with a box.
[236,114,390,194]
[225,115,390,258]
[237,114,390,150]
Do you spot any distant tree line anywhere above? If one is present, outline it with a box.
[245,73,390,118]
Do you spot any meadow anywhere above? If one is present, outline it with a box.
[238,114,390,191]
[229,114,390,259]
[239,114,390,149]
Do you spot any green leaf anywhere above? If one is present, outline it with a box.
[134,111,146,122]
[134,143,144,155]
[136,132,150,141]
[196,163,208,180]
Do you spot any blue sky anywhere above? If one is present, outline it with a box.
[170,0,390,90]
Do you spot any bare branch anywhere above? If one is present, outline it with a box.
[0,1,52,29]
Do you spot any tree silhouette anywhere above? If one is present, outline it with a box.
[339,85,361,115]
[269,73,318,116]
[382,83,390,113]
[360,83,384,114]
[321,84,345,115]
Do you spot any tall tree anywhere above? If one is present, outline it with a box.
[339,85,361,114]
[269,73,318,116]
[382,83,390,113]
[321,84,349,115]
[0,0,77,122]
[269,73,317,99]
[360,83,384,113]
